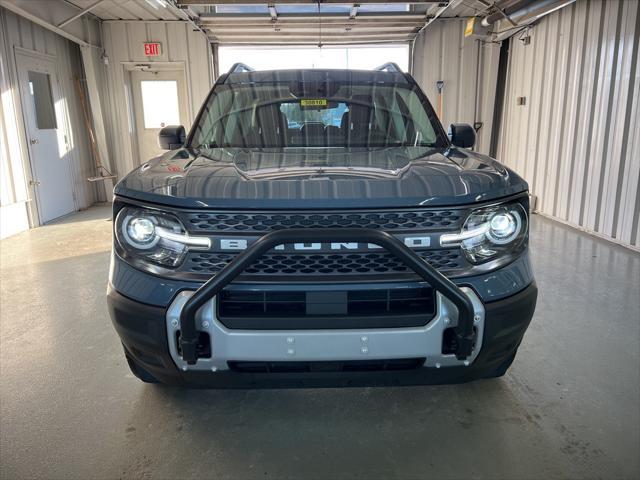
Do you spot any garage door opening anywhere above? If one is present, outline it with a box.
[218,45,409,72]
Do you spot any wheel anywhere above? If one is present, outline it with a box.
[483,350,517,379]
[124,350,160,383]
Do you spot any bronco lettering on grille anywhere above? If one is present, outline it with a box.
[217,237,431,251]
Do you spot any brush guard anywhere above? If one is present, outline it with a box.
[179,228,476,365]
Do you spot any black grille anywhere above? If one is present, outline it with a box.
[175,208,469,280]
[184,250,463,277]
[216,287,435,329]
[182,209,464,233]
[219,287,433,317]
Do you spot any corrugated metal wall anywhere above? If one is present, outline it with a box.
[101,22,214,178]
[0,8,97,236]
[411,19,500,155]
[498,0,640,248]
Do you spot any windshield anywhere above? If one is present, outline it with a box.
[190,79,444,149]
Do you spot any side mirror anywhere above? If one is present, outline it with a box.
[158,125,186,150]
[448,123,476,149]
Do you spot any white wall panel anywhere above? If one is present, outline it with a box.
[101,22,213,178]
[411,19,499,155]
[0,7,97,237]
[498,0,640,248]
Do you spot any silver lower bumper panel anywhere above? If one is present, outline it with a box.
[166,287,485,372]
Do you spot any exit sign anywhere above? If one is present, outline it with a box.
[143,42,161,57]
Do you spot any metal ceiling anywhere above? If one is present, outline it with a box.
[61,0,487,45]
[191,1,486,45]
[59,1,501,45]
[12,0,571,47]
[200,11,429,45]
[65,0,185,21]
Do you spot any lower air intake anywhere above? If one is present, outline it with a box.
[217,287,436,329]
[228,358,426,373]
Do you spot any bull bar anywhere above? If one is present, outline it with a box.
[178,228,476,364]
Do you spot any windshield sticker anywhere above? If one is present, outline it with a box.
[300,99,328,108]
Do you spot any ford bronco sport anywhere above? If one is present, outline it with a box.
[107,62,537,387]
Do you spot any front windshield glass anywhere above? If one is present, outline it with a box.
[190,80,443,149]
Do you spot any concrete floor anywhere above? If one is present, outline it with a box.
[1,205,638,480]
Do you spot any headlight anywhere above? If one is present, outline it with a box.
[115,207,210,268]
[441,202,527,264]
[124,217,158,249]
[486,211,521,244]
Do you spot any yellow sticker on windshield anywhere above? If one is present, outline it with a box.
[300,98,328,108]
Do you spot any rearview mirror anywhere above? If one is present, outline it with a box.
[448,123,476,149]
[158,125,186,150]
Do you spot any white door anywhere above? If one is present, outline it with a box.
[17,54,75,224]
[131,70,189,163]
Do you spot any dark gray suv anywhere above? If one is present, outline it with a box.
[107,63,537,387]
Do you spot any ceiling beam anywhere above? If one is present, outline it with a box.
[201,20,425,26]
[57,0,105,28]
[0,0,95,47]
[199,12,427,21]
[209,32,414,39]
[208,27,420,33]
[179,0,441,4]
[211,39,411,45]
[415,0,451,35]
[210,39,414,45]
[210,32,413,39]
[205,20,424,29]
[206,22,420,31]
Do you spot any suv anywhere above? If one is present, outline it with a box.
[107,63,537,387]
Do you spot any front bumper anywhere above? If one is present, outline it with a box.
[107,281,537,387]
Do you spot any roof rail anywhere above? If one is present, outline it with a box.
[228,63,255,74]
[374,62,402,73]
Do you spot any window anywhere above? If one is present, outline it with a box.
[279,102,348,129]
[140,80,180,129]
[28,71,57,130]
[191,80,441,150]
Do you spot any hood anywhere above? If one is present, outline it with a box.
[114,147,529,209]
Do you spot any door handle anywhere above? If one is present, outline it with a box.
[29,180,41,186]
[30,138,39,145]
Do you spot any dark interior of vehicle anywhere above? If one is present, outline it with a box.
[239,100,376,148]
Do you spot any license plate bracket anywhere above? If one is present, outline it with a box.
[306,291,347,315]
